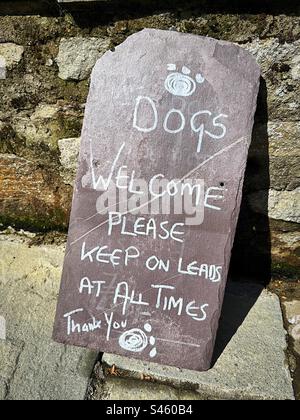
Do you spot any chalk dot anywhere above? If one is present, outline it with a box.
[149,348,157,358]
[144,323,152,333]
[196,73,205,83]
[182,66,191,75]
[167,63,176,71]
[149,336,156,346]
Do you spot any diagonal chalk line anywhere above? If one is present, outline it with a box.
[156,338,202,348]
[59,138,247,352]
[69,196,133,229]
[69,136,246,248]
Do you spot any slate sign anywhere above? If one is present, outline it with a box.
[53,29,260,371]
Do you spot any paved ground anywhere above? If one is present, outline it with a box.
[0,232,297,400]
[100,284,295,400]
[0,234,98,400]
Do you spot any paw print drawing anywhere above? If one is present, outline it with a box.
[119,323,157,359]
[165,64,205,97]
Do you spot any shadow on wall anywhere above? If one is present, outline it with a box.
[212,282,264,366]
[1,0,299,18]
[229,77,271,287]
[0,1,60,16]
[212,78,271,365]
[67,1,300,28]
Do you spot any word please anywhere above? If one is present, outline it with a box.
[108,213,185,243]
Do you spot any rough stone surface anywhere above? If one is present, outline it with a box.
[58,137,81,185]
[92,377,203,401]
[283,300,300,356]
[267,122,300,191]
[56,37,110,81]
[243,39,300,121]
[0,43,24,72]
[102,284,294,400]
[0,315,5,339]
[248,188,300,223]
[270,229,300,277]
[0,42,24,80]
[249,122,300,192]
[0,154,72,230]
[0,56,6,79]
[12,103,84,153]
[0,235,98,400]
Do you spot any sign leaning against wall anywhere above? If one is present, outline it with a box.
[53,29,260,371]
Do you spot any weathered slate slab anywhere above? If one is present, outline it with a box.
[53,29,260,371]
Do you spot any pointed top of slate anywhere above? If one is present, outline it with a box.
[53,29,260,372]
[93,28,260,92]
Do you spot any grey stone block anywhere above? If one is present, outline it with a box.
[0,236,98,400]
[92,377,204,400]
[283,300,300,357]
[56,37,110,81]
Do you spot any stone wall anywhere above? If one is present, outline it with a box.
[0,0,299,281]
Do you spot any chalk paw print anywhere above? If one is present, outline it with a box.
[119,323,157,359]
[165,64,205,97]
